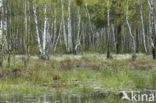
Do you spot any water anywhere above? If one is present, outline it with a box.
[0,92,123,103]
[0,91,156,103]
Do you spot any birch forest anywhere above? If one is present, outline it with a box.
[0,0,156,61]
[0,0,156,102]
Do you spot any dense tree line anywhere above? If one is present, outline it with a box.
[0,0,156,65]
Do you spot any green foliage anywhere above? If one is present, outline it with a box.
[3,0,153,54]
[76,0,84,6]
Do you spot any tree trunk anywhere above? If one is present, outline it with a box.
[136,29,139,53]
[107,0,111,59]
[74,7,81,54]
[111,24,117,52]
[148,0,156,59]
[126,0,136,61]
[33,4,42,55]
[61,0,67,49]
[0,0,3,67]
[67,0,73,53]
[85,2,94,46]
[24,0,28,67]
[116,25,122,54]
[53,19,62,52]
[42,3,48,59]
[139,0,147,54]
[152,47,156,59]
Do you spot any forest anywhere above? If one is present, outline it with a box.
[0,0,156,102]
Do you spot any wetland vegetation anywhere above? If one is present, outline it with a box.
[0,54,156,102]
[0,0,156,102]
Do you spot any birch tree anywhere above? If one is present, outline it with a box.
[74,6,81,53]
[0,0,3,66]
[33,2,48,59]
[148,0,156,59]
[67,0,73,53]
[42,3,48,59]
[111,24,117,52]
[107,0,111,59]
[126,0,136,60]
[33,4,42,55]
[24,0,28,67]
[138,0,147,54]
[61,0,67,50]
[2,0,155,59]
[85,2,94,45]
[0,0,2,42]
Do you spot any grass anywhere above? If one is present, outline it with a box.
[0,53,156,95]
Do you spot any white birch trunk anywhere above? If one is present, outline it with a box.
[54,20,63,52]
[148,0,156,59]
[82,23,85,46]
[107,0,111,58]
[75,7,81,51]
[42,3,48,57]
[85,3,92,33]
[24,0,27,49]
[0,0,3,66]
[111,24,117,51]
[139,0,147,53]
[148,0,154,33]
[148,11,154,48]
[61,0,67,49]
[85,2,94,44]
[126,0,136,59]
[67,0,72,53]
[3,2,7,51]
[52,9,57,49]
[24,0,28,66]
[154,19,156,36]
[33,4,42,54]
[0,0,3,44]
[148,0,155,48]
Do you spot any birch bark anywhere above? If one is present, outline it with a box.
[148,0,156,59]
[24,0,28,67]
[85,2,94,45]
[42,3,48,58]
[61,0,67,49]
[126,0,136,60]
[0,0,2,44]
[0,0,3,66]
[33,4,42,55]
[67,0,73,53]
[111,24,117,53]
[139,0,147,54]
[107,0,111,59]
[75,7,81,52]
